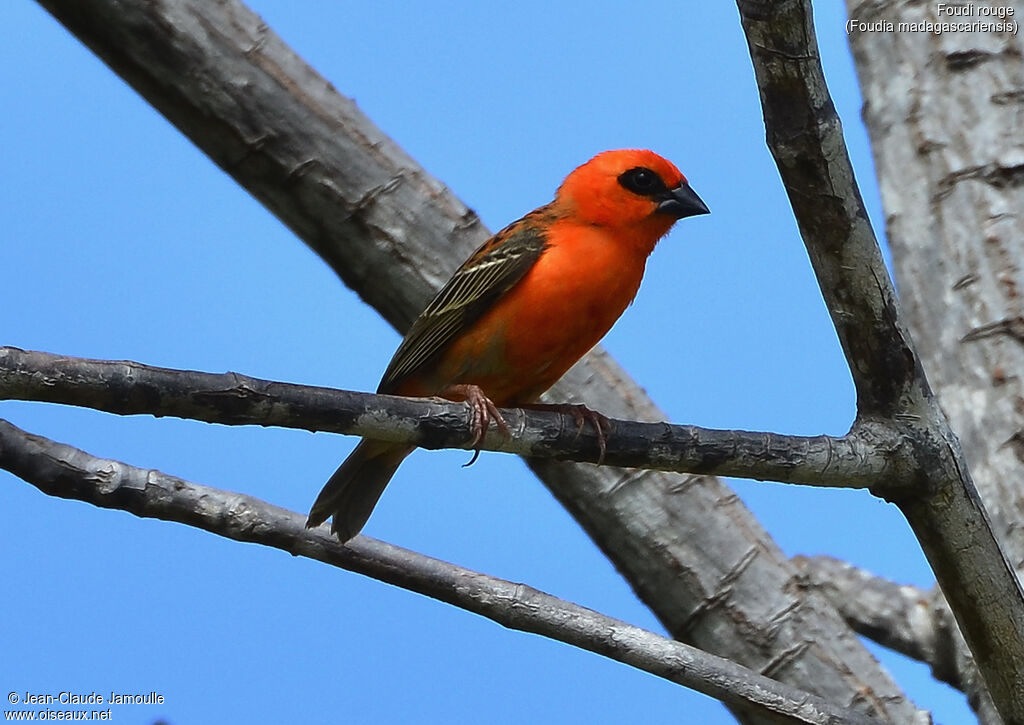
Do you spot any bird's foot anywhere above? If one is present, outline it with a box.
[439,384,510,466]
[522,403,611,465]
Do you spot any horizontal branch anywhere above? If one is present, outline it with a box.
[0,417,881,725]
[0,347,901,489]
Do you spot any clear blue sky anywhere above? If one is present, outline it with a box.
[1,2,973,723]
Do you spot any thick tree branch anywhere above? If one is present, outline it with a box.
[0,347,899,488]
[0,418,882,725]
[844,5,1024,723]
[844,1,1024,720]
[29,0,927,719]
[795,556,998,724]
[794,557,970,686]
[737,1,1024,719]
[740,2,921,420]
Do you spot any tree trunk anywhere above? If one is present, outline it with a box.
[847,0,1024,719]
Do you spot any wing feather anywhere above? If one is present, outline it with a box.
[377,216,550,393]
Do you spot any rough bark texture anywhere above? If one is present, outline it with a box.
[847,0,1024,568]
[740,3,1024,721]
[27,0,925,721]
[795,556,998,723]
[846,1,1024,720]
[0,347,902,486]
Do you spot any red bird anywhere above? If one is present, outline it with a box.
[308,149,708,541]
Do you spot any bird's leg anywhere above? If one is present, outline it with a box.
[438,384,510,465]
[521,403,611,465]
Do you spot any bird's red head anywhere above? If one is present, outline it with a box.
[555,149,708,244]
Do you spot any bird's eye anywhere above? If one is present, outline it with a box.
[618,167,667,196]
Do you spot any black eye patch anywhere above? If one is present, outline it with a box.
[617,167,670,197]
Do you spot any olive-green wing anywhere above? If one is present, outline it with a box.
[377,218,549,393]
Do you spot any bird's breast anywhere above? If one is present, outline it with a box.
[434,225,649,404]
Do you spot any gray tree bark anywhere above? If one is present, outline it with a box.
[0,348,904,487]
[796,555,993,721]
[845,1,1024,720]
[848,1,1024,559]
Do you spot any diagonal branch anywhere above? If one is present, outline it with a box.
[737,0,1024,719]
[794,556,972,687]
[0,347,897,488]
[739,4,920,420]
[0,417,882,725]
[795,556,998,723]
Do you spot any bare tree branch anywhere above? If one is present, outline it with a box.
[795,556,998,724]
[794,557,970,685]
[737,1,1024,719]
[0,347,900,488]
[0,417,883,725]
[28,0,929,719]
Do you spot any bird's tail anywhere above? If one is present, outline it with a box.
[306,439,414,543]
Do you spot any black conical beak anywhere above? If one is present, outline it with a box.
[656,182,710,219]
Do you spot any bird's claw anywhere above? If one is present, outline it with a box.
[565,404,611,465]
[440,384,510,467]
